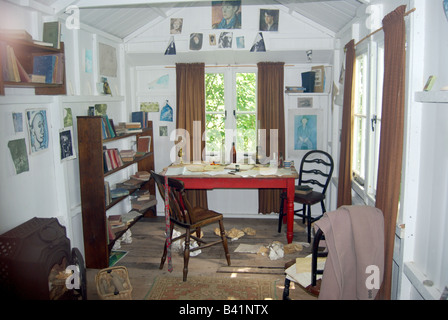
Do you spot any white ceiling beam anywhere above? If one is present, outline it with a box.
[6,0,55,15]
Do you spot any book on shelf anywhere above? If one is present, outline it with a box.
[32,53,64,84]
[120,149,136,162]
[423,75,436,91]
[110,187,129,199]
[103,148,124,173]
[101,115,117,139]
[121,211,143,225]
[285,86,306,93]
[116,178,142,189]
[295,185,313,195]
[137,136,151,154]
[43,21,61,49]
[130,171,151,182]
[108,214,122,226]
[131,111,149,129]
[104,181,111,205]
[131,195,157,212]
[134,189,150,201]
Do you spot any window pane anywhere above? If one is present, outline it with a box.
[236,73,256,112]
[353,117,366,181]
[236,113,256,153]
[206,114,225,152]
[355,54,368,116]
[205,73,225,112]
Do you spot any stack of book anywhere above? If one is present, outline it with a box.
[116,122,142,133]
[295,185,313,195]
[131,171,151,181]
[285,86,306,93]
[131,194,157,212]
[32,53,64,84]
[108,215,126,234]
[103,148,124,172]
[110,187,129,199]
[120,149,136,162]
[116,178,142,190]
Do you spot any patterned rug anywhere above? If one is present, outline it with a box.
[145,276,278,300]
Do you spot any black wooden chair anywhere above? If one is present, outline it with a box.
[278,150,334,242]
[150,170,231,281]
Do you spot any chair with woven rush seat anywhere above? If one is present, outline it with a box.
[150,170,231,281]
[278,150,334,243]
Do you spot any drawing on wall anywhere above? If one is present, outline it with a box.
[8,138,29,174]
[190,33,203,50]
[236,36,245,48]
[59,127,76,162]
[160,101,173,122]
[212,1,241,29]
[170,18,183,34]
[288,109,323,157]
[85,49,93,73]
[444,0,448,22]
[250,32,266,52]
[218,32,233,48]
[259,9,279,31]
[165,36,176,55]
[141,102,160,112]
[99,43,117,77]
[94,103,107,115]
[64,108,73,127]
[148,74,169,90]
[26,109,49,154]
[12,112,23,133]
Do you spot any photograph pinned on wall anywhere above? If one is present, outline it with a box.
[250,32,266,52]
[218,32,233,48]
[165,36,176,55]
[190,33,203,50]
[259,9,279,31]
[170,18,183,34]
[287,108,323,158]
[209,34,217,46]
[26,109,49,154]
[312,65,325,93]
[8,138,29,175]
[212,0,242,29]
[12,112,23,133]
[84,49,93,73]
[159,126,168,137]
[160,101,173,122]
[297,97,313,108]
[59,127,76,162]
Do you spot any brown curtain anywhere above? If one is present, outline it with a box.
[375,5,407,300]
[176,63,208,209]
[337,40,356,208]
[257,62,285,214]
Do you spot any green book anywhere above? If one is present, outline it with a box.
[43,21,61,49]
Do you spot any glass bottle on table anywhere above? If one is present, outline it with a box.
[231,142,237,164]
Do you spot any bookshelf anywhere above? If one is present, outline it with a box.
[77,116,156,269]
[0,37,66,95]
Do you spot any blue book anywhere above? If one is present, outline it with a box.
[131,111,147,128]
[33,55,56,83]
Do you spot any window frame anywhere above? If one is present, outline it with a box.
[205,66,258,162]
[352,37,384,205]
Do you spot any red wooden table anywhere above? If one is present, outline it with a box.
[164,166,299,244]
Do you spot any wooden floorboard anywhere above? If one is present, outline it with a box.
[86,216,318,300]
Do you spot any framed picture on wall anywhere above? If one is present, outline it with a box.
[287,108,323,158]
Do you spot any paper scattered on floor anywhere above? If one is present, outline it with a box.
[234,244,263,253]
[215,226,256,241]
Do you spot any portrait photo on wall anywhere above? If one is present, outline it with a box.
[26,108,49,154]
[219,32,233,48]
[170,18,183,34]
[190,33,203,50]
[259,9,279,31]
[59,127,76,162]
[212,0,242,29]
[287,108,323,158]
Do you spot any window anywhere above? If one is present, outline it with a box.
[205,68,257,162]
[352,40,384,204]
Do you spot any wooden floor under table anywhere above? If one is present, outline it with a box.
[86,216,317,300]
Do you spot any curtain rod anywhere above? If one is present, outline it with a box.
[165,64,295,68]
[354,7,416,48]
